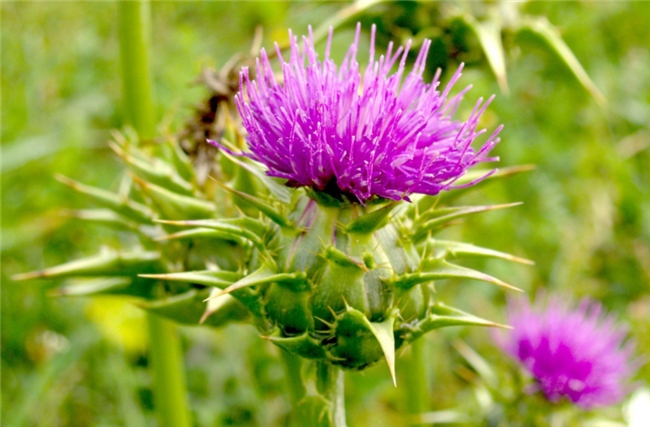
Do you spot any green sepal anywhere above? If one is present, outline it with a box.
[413,203,522,242]
[267,330,327,359]
[55,174,152,223]
[400,302,507,343]
[132,175,216,220]
[110,141,195,197]
[140,288,248,327]
[13,248,163,281]
[391,259,520,292]
[138,270,240,288]
[425,240,534,265]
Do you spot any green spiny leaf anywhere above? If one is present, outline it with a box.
[63,209,140,232]
[200,290,251,326]
[156,218,267,250]
[140,289,248,327]
[55,174,152,223]
[213,179,293,228]
[218,148,292,204]
[49,277,132,297]
[390,259,521,292]
[50,276,162,299]
[463,14,508,93]
[518,16,606,106]
[110,141,195,197]
[402,302,508,342]
[164,138,195,183]
[366,310,397,385]
[156,227,248,247]
[425,240,534,265]
[212,265,307,298]
[266,330,327,359]
[413,203,522,242]
[13,248,163,280]
[131,175,216,220]
[138,270,240,288]
[453,340,498,389]
[436,164,536,204]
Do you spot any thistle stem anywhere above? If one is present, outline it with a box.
[118,0,155,137]
[147,314,192,427]
[278,349,306,424]
[403,337,430,427]
[280,349,306,405]
[316,362,347,427]
[118,2,191,426]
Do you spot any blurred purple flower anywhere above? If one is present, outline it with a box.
[497,295,637,409]
[232,24,501,203]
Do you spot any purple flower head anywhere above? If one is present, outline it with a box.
[233,24,502,203]
[496,294,638,409]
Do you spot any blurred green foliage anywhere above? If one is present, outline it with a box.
[2,1,648,426]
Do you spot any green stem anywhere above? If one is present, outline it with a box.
[291,361,347,427]
[147,314,192,427]
[403,338,430,427]
[118,0,155,138]
[279,349,308,427]
[316,362,347,427]
[118,2,191,426]
[279,349,307,406]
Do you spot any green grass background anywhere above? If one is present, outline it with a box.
[2,1,649,426]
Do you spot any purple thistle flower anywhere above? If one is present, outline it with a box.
[497,295,638,409]
[232,24,502,203]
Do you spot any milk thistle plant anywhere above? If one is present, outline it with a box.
[170,24,525,424]
[15,19,534,427]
